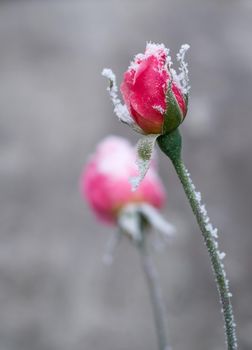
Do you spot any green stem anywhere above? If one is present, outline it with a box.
[158,130,237,350]
[137,232,170,350]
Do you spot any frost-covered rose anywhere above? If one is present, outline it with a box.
[80,136,166,223]
[120,43,189,134]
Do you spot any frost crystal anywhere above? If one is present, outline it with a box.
[195,191,201,202]
[184,167,221,243]
[129,42,171,71]
[146,42,170,58]
[218,252,226,260]
[176,44,190,95]
[102,68,143,134]
[153,105,165,114]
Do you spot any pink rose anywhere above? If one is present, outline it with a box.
[120,43,188,134]
[80,136,166,224]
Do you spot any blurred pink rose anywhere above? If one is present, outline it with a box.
[80,136,166,224]
[120,43,187,134]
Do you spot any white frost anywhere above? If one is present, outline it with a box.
[218,252,226,260]
[176,44,190,95]
[102,68,143,134]
[184,167,220,241]
[153,105,165,114]
[129,42,172,72]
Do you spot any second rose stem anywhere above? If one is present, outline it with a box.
[137,221,170,350]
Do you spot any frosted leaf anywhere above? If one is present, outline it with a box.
[102,68,144,134]
[119,203,175,247]
[118,205,142,241]
[138,203,175,237]
[129,134,160,191]
[176,44,190,95]
[103,231,121,265]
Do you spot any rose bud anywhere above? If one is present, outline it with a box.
[80,136,166,224]
[120,43,190,134]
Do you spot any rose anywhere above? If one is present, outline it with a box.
[102,43,190,190]
[80,136,166,223]
[120,43,188,134]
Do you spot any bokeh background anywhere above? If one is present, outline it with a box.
[0,0,252,349]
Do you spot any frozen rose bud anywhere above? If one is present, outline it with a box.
[80,136,166,224]
[120,43,189,134]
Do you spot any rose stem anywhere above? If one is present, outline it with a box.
[137,219,171,350]
[158,129,237,350]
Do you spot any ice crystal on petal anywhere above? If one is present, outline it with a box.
[129,42,171,71]
[146,42,170,58]
[153,105,165,114]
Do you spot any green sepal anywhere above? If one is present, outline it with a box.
[184,93,189,108]
[162,84,183,135]
[157,128,182,162]
[129,134,160,191]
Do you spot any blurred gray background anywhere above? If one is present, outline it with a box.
[0,0,252,349]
